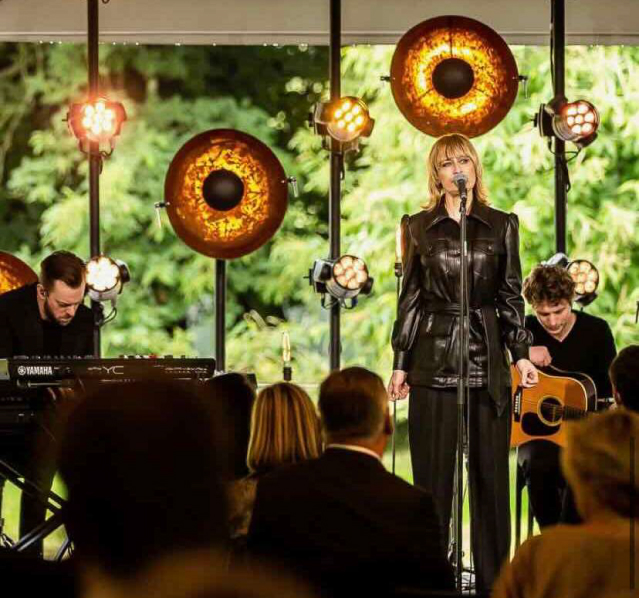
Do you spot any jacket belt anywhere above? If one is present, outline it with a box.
[422,300,509,414]
[422,300,485,315]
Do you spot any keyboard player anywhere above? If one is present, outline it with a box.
[0,250,94,557]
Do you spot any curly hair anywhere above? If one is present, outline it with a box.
[423,133,490,211]
[523,264,575,307]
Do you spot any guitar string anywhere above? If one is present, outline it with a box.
[519,398,586,413]
[517,398,587,418]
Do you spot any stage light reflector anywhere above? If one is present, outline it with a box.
[312,96,375,152]
[535,98,599,148]
[85,255,130,305]
[67,98,127,155]
[389,15,519,138]
[310,255,374,308]
[326,97,373,143]
[554,101,599,143]
[568,259,599,296]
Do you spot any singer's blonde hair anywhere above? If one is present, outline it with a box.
[423,133,490,211]
[247,382,322,474]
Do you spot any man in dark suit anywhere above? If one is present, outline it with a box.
[247,366,454,597]
[0,250,94,556]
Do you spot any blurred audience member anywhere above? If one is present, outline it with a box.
[247,367,454,597]
[58,379,229,590]
[206,373,256,480]
[610,344,639,413]
[493,409,639,598]
[81,548,317,598]
[227,382,322,539]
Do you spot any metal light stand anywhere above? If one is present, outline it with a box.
[215,259,226,372]
[326,0,344,371]
[451,190,472,590]
[87,0,102,357]
[552,0,568,255]
[0,458,70,560]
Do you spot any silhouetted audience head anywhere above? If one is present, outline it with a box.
[206,373,256,479]
[58,379,228,579]
[610,344,639,413]
[247,382,321,475]
[318,366,390,443]
[82,549,317,598]
[562,409,639,520]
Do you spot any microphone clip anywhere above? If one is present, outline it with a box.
[453,173,469,208]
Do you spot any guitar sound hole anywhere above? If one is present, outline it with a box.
[539,397,563,425]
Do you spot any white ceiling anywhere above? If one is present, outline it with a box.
[0,0,637,46]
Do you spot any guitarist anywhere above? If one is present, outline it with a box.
[518,264,617,527]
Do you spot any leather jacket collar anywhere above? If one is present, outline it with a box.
[422,198,494,231]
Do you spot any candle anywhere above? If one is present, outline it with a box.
[282,331,291,364]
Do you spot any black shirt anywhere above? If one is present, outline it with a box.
[525,310,617,398]
[41,319,63,357]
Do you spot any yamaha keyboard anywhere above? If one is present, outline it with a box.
[0,356,217,431]
[0,356,217,386]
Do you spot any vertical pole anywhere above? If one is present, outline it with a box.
[328,0,342,371]
[215,259,226,371]
[88,0,101,356]
[552,0,567,254]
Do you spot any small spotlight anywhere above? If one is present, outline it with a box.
[67,98,127,156]
[535,97,599,148]
[85,255,130,306]
[567,259,599,307]
[554,100,599,144]
[310,255,374,309]
[312,96,374,152]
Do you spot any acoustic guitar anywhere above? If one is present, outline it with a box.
[510,365,597,449]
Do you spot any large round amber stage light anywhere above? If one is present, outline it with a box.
[390,15,519,138]
[164,129,288,260]
[0,252,38,296]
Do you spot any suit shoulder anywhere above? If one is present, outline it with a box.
[256,459,315,488]
[0,283,35,311]
[381,468,434,501]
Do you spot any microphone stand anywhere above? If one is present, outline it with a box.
[392,256,403,474]
[451,184,471,590]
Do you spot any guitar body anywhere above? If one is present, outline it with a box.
[510,365,597,449]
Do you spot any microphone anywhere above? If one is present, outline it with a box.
[452,173,468,201]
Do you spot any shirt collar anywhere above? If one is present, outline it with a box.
[326,443,383,464]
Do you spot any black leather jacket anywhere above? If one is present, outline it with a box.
[391,201,531,412]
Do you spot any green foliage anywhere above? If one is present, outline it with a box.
[0,43,637,389]
[0,42,327,360]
